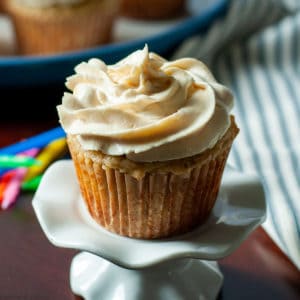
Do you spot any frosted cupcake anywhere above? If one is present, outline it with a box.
[120,0,186,19]
[57,46,239,239]
[5,0,119,55]
[0,1,6,13]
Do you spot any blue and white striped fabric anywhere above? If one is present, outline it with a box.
[174,0,300,269]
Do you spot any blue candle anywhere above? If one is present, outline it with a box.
[0,127,65,155]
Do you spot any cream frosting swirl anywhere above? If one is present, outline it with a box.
[57,46,234,162]
[20,0,84,8]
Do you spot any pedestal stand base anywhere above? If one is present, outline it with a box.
[70,251,223,300]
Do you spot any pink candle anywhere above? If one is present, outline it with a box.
[19,148,40,158]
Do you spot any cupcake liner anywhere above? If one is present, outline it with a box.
[6,0,119,55]
[67,118,238,239]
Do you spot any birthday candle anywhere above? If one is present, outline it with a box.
[0,180,9,204]
[24,137,67,181]
[0,170,16,204]
[1,168,27,210]
[19,148,40,158]
[0,155,40,168]
[0,182,6,203]
[0,127,65,156]
[0,148,41,208]
[0,148,40,177]
[21,175,43,192]
[0,169,16,182]
[0,169,9,177]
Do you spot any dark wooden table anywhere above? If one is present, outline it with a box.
[1,121,300,300]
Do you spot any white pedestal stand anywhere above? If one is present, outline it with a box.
[33,160,266,300]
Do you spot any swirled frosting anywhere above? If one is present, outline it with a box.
[19,0,84,8]
[57,46,234,162]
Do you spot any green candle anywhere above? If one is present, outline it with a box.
[21,175,43,191]
[0,155,40,168]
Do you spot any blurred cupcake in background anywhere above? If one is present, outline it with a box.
[120,0,186,19]
[0,1,17,56]
[0,0,7,13]
[5,0,120,55]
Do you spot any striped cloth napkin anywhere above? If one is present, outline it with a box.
[173,0,300,269]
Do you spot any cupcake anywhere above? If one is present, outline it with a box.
[120,0,186,19]
[0,1,6,13]
[5,0,119,55]
[57,46,239,239]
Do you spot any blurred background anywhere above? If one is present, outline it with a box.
[0,0,227,121]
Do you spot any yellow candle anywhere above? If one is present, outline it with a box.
[24,138,67,181]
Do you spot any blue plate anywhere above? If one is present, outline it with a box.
[0,0,227,87]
